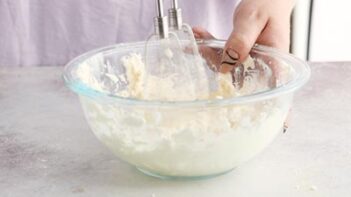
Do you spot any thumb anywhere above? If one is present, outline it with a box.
[220,7,268,73]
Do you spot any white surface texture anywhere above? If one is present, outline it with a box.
[310,1,351,61]
[0,63,351,196]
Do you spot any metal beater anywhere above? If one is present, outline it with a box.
[143,0,209,99]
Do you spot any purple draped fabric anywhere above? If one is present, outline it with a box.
[0,0,238,66]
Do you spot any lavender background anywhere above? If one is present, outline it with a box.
[0,0,238,67]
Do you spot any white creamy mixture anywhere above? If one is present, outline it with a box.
[76,49,292,177]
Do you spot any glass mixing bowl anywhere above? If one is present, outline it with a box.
[63,40,310,179]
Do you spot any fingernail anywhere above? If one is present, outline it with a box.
[220,48,240,73]
[283,109,292,133]
[283,122,289,133]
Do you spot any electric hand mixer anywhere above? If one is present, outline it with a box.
[143,0,212,100]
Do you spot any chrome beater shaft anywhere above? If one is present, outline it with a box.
[168,0,183,30]
[154,0,169,39]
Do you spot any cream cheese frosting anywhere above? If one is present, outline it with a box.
[75,48,290,177]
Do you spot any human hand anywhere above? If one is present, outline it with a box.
[193,0,296,130]
[205,0,295,73]
[226,0,296,130]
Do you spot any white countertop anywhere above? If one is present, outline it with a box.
[0,63,350,197]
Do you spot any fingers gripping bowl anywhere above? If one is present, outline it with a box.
[63,40,310,179]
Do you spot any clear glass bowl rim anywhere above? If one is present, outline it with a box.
[62,40,311,108]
